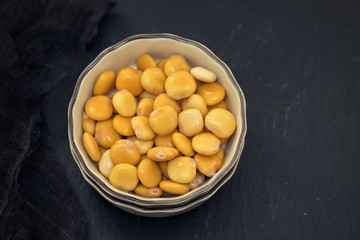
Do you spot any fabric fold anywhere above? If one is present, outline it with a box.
[0,0,112,239]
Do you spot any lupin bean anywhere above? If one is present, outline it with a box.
[181,94,208,117]
[134,183,163,198]
[110,139,141,166]
[82,112,95,135]
[147,147,179,162]
[109,163,139,191]
[154,129,178,147]
[93,71,116,95]
[140,67,166,95]
[85,95,113,121]
[112,114,135,136]
[205,108,236,139]
[168,156,196,184]
[116,67,144,96]
[192,132,220,156]
[82,54,238,197]
[189,172,206,190]
[163,55,190,76]
[194,153,222,177]
[149,105,178,136]
[98,149,114,178]
[190,67,217,83]
[196,82,225,106]
[82,132,101,161]
[95,119,121,149]
[178,108,204,137]
[153,93,181,114]
[137,158,162,188]
[131,116,156,140]
[159,180,189,195]
[112,89,137,117]
[165,71,196,100]
[137,54,157,72]
[207,100,227,112]
[172,133,195,156]
[127,136,153,155]
[136,97,154,117]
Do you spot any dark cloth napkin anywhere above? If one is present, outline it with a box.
[0,0,111,239]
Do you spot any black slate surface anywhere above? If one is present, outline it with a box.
[41,0,360,239]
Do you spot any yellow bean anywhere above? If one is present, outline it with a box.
[154,129,178,147]
[136,97,154,117]
[156,58,168,70]
[137,158,162,188]
[168,157,196,184]
[181,94,208,117]
[112,114,134,137]
[165,71,196,100]
[109,163,139,191]
[158,161,169,178]
[127,136,153,155]
[153,93,181,114]
[137,54,156,71]
[172,133,195,156]
[220,136,230,144]
[196,82,225,106]
[178,108,204,137]
[82,112,95,135]
[189,171,206,190]
[217,146,224,161]
[163,55,190,76]
[147,147,179,161]
[131,116,156,140]
[98,149,114,178]
[93,71,116,95]
[112,90,137,117]
[85,95,113,121]
[110,139,141,166]
[190,67,217,83]
[194,153,222,177]
[205,108,236,138]
[116,67,144,96]
[149,105,178,136]
[192,132,220,156]
[95,119,121,148]
[82,132,101,161]
[141,67,166,95]
[139,91,157,100]
[207,100,227,112]
[83,53,237,197]
[159,180,189,195]
[113,104,118,114]
[134,183,163,198]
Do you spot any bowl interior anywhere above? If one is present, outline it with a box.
[69,34,246,205]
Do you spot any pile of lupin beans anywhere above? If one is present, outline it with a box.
[82,54,236,198]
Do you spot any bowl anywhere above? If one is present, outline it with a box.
[68,33,247,213]
[71,143,243,217]
[70,139,244,216]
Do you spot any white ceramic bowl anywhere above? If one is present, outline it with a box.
[68,33,247,212]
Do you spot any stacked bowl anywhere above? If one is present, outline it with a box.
[68,34,247,217]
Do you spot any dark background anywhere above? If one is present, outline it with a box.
[41,0,360,239]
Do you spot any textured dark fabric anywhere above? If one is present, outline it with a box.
[0,0,111,239]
